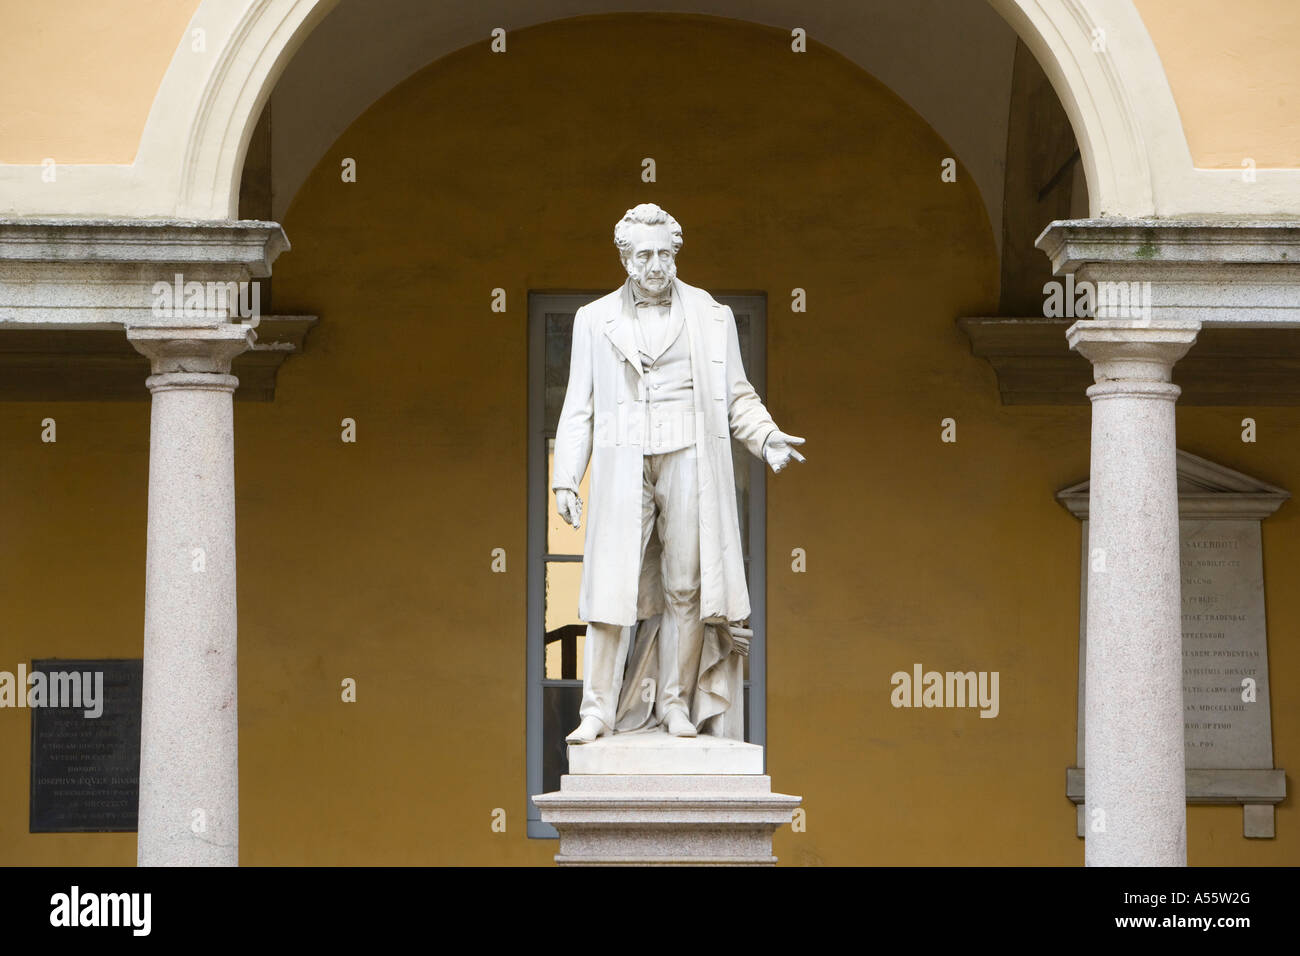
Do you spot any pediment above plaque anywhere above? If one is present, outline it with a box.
[1056,448,1290,520]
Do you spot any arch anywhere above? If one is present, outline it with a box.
[4,0,1284,221]
[989,0,1152,217]
[197,0,1153,219]
[174,0,339,218]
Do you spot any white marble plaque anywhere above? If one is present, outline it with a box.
[1179,519,1272,768]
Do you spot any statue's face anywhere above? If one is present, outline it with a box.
[623,223,677,294]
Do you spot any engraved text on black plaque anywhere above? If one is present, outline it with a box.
[30,658,142,832]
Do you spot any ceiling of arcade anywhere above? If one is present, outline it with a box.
[263,0,1081,247]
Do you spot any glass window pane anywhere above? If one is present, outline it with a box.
[542,684,583,794]
[731,311,753,557]
[733,310,751,365]
[544,313,575,434]
[544,560,585,679]
[733,437,750,555]
[547,441,591,556]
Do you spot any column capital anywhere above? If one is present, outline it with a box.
[126,323,254,376]
[1066,319,1200,385]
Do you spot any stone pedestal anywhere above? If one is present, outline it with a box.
[532,733,800,866]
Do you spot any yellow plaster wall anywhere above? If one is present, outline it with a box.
[0,403,146,863]
[1134,0,1300,169]
[0,0,200,164]
[0,14,1295,866]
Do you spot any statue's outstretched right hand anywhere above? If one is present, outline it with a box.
[556,489,583,530]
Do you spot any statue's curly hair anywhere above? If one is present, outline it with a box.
[614,203,683,262]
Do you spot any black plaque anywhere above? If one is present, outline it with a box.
[30,658,142,832]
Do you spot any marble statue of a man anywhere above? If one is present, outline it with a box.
[552,203,805,744]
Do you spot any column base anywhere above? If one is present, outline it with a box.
[532,735,801,865]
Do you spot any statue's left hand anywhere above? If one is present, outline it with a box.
[764,431,807,473]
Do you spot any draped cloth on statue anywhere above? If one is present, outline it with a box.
[613,615,746,739]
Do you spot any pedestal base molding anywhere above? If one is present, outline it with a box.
[533,736,800,866]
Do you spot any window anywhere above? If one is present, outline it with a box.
[526,291,767,838]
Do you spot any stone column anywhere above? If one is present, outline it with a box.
[128,325,254,867]
[1068,318,1199,867]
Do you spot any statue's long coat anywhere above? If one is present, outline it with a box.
[552,277,777,627]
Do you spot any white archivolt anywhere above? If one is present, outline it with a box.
[0,0,1295,221]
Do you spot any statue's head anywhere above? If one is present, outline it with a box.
[614,203,682,295]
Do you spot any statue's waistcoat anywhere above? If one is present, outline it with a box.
[634,305,695,455]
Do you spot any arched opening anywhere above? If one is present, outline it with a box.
[223,10,1086,864]
[178,0,1149,221]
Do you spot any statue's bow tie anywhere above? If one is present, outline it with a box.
[632,287,672,308]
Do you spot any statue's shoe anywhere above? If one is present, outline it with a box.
[565,715,607,745]
[664,711,697,737]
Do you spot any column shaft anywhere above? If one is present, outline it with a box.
[130,327,251,867]
[1070,320,1198,867]
[1084,380,1185,865]
[136,371,240,865]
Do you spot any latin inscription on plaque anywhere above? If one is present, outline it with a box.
[30,658,142,832]
[1180,521,1271,768]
